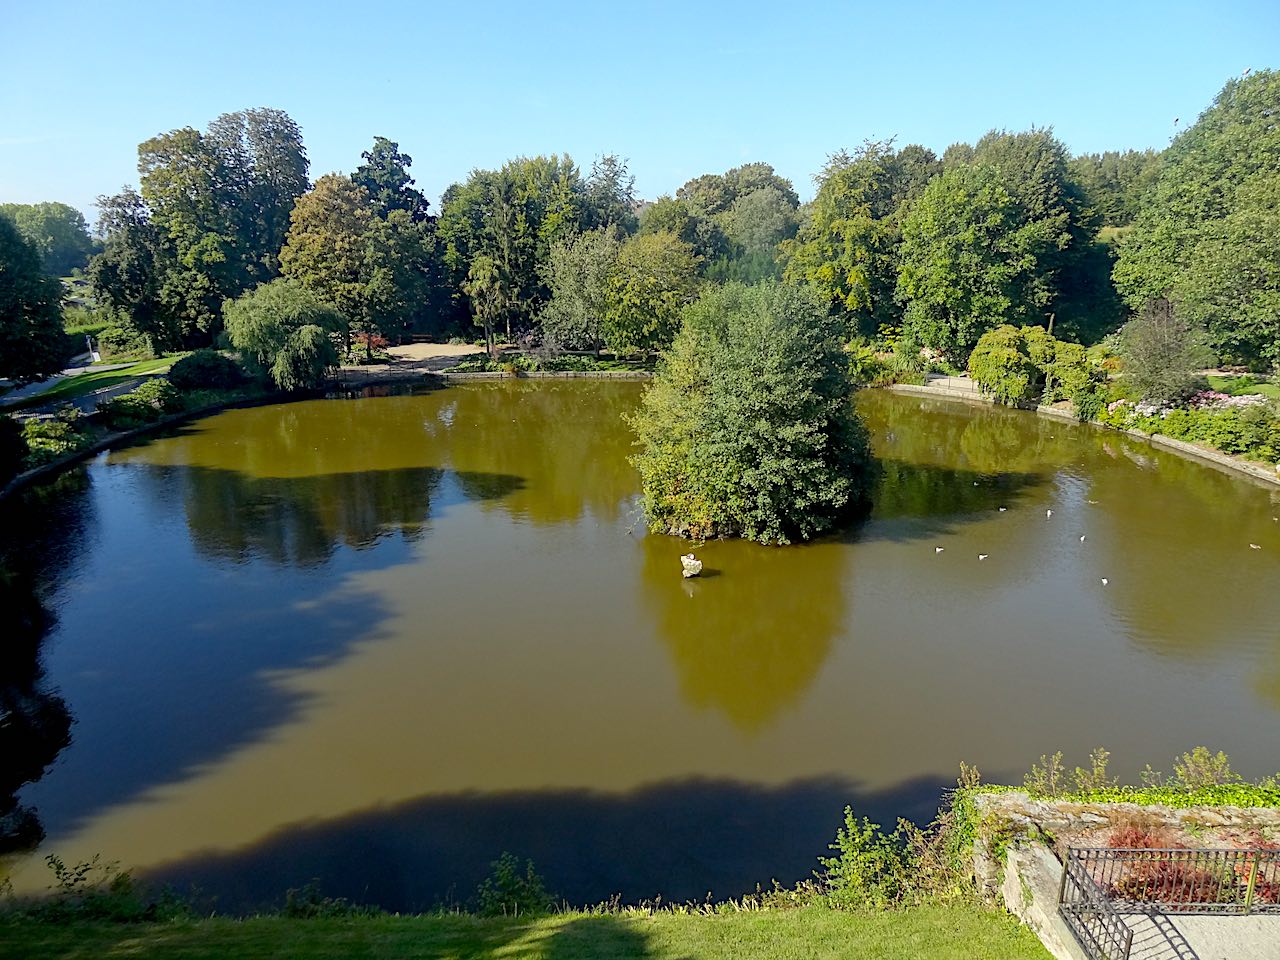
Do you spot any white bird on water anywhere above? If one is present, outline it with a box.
[1080,535,1087,542]
[978,554,989,561]
[1046,509,1053,519]
[1101,578,1109,585]
[1250,544,1262,550]
[935,546,945,554]
[998,507,1007,513]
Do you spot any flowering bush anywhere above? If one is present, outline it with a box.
[1100,397,1280,464]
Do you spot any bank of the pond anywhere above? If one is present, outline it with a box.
[0,390,289,501]
[887,382,1280,489]
[0,904,1050,960]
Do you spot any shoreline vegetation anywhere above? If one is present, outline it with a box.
[2,749,1273,960]
[5,365,1275,504]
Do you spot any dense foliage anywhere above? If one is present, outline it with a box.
[167,349,245,391]
[222,279,344,390]
[631,282,874,544]
[0,202,96,276]
[0,214,72,383]
[782,142,939,336]
[1117,299,1215,405]
[968,325,1106,418]
[91,109,310,350]
[1113,69,1280,368]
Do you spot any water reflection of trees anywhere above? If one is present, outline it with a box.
[172,466,445,567]
[641,537,847,734]
[1083,444,1280,702]
[856,391,1083,476]
[0,474,87,854]
[440,382,642,526]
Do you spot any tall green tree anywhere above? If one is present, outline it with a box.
[0,203,96,276]
[205,108,310,276]
[438,155,587,336]
[1113,70,1280,367]
[353,137,430,221]
[1068,149,1162,227]
[539,229,621,352]
[970,128,1097,323]
[95,107,308,346]
[603,232,701,353]
[896,164,1043,361]
[88,188,179,351]
[462,254,511,357]
[0,214,70,383]
[583,155,638,234]
[782,141,938,334]
[631,281,873,544]
[279,174,373,350]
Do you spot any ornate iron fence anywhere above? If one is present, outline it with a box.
[1059,849,1135,960]
[1066,846,1280,916]
[1059,846,1280,960]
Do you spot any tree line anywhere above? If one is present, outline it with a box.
[1,68,1276,389]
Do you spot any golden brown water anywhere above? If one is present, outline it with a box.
[2,382,1278,909]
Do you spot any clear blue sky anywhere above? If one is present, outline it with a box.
[2,0,1276,226]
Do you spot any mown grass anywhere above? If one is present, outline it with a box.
[0,905,1049,960]
[1205,374,1280,400]
[3,356,182,410]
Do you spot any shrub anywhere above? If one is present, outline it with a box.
[5,855,188,923]
[1118,299,1214,405]
[96,378,182,429]
[968,325,1041,404]
[1100,400,1280,464]
[474,853,554,917]
[96,320,154,360]
[846,340,891,386]
[1173,747,1239,790]
[818,808,912,909]
[282,881,381,919]
[167,349,244,391]
[21,408,92,467]
[631,281,876,544]
[538,354,600,372]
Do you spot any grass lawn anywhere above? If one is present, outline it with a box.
[1206,374,1280,400]
[3,356,182,410]
[0,906,1050,960]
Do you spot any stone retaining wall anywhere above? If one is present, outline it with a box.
[971,791,1280,902]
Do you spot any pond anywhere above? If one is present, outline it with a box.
[2,381,1278,911]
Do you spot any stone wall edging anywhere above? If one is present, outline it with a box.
[886,383,1280,488]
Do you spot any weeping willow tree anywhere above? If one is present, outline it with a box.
[630,281,875,545]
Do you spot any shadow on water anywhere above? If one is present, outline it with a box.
[139,774,951,914]
[0,473,91,854]
[6,463,525,841]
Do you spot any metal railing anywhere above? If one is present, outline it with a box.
[1059,847,1280,960]
[1059,849,1135,960]
[1065,847,1280,916]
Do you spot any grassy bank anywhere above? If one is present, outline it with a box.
[0,904,1049,960]
[4,356,181,410]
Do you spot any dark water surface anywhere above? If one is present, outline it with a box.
[2,382,1278,910]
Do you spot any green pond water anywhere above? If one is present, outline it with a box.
[2,381,1278,910]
